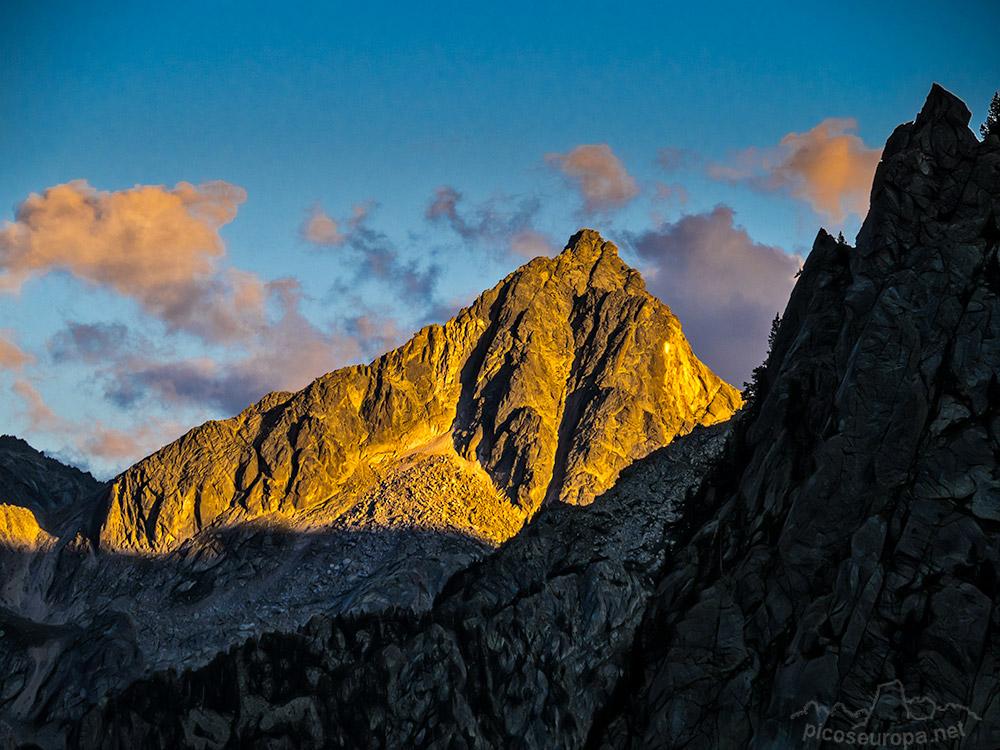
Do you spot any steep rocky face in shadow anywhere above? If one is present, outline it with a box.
[69,84,1000,750]
[100,230,739,554]
[598,84,1000,749]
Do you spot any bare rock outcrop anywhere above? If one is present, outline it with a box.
[0,506,50,549]
[600,83,1000,749]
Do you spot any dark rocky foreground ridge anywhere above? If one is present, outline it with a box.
[598,85,1000,749]
[63,85,1000,748]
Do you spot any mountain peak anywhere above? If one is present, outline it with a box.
[98,230,740,553]
[561,228,615,258]
[916,82,973,129]
[543,228,646,298]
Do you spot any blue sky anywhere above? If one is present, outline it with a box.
[1,0,996,477]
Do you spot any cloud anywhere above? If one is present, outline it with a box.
[345,313,409,359]
[545,144,639,213]
[0,180,288,343]
[0,332,33,371]
[647,181,691,228]
[12,379,62,431]
[42,198,430,421]
[51,286,364,417]
[307,204,441,310]
[351,231,438,304]
[5,182,435,475]
[300,200,372,247]
[655,147,699,173]
[11,374,185,476]
[509,229,556,260]
[426,186,464,227]
[75,418,186,470]
[301,205,345,246]
[708,118,882,222]
[652,181,689,206]
[49,321,136,365]
[629,206,803,386]
[425,186,557,258]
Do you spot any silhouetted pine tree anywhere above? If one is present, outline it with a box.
[742,313,781,413]
[982,92,1000,139]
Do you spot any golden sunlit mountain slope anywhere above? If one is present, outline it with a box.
[99,229,740,553]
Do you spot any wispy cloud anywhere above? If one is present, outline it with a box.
[629,206,803,386]
[508,229,556,260]
[300,200,372,247]
[707,118,882,222]
[75,418,187,469]
[425,186,556,259]
[11,373,185,476]
[545,144,639,213]
[48,321,131,364]
[655,146,699,173]
[50,286,363,417]
[348,225,438,306]
[653,181,690,206]
[344,313,409,357]
[0,332,33,371]
[301,205,346,245]
[12,379,62,431]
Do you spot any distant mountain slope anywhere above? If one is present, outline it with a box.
[74,422,734,750]
[0,436,100,547]
[99,229,740,554]
[0,436,99,531]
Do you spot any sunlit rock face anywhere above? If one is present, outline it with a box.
[99,229,740,554]
[0,505,50,548]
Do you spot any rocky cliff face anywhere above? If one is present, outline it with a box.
[0,440,108,750]
[72,85,1000,749]
[599,83,1000,749]
[100,230,739,554]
